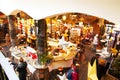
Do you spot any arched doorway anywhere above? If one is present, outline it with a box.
[0,12,8,43]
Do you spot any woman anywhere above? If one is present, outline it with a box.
[17,57,27,80]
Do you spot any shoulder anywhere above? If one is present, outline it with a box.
[24,61,27,65]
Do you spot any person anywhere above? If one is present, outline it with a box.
[90,54,107,80]
[76,43,86,64]
[17,57,27,80]
[90,54,100,66]
[5,33,11,46]
[92,34,99,52]
[97,58,107,80]
[66,64,79,80]
[66,64,74,80]
[9,56,18,70]
[71,65,79,80]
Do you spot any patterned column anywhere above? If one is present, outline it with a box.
[7,15,17,47]
[36,19,47,64]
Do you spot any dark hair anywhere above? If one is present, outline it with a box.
[59,36,62,39]
[19,57,24,62]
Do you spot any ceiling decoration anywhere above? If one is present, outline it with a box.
[0,11,115,25]
[51,13,115,26]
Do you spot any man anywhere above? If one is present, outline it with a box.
[17,57,27,80]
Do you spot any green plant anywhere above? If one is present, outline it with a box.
[39,53,53,65]
[39,53,47,65]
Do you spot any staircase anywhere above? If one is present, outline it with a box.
[0,52,19,80]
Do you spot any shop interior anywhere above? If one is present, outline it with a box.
[0,11,120,80]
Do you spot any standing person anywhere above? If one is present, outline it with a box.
[17,57,27,80]
[66,64,79,80]
[79,44,86,64]
[90,54,100,66]
[97,58,107,80]
[71,65,79,80]
[66,64,74,80]
[76,42,86,64]
[92,34,99,52]
[5,33,11,46]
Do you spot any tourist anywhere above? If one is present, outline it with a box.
[17,57,27,80]
[71,65,79,80]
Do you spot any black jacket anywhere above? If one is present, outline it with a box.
[17,62,27,80]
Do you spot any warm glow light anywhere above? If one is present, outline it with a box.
[62,15,66,21]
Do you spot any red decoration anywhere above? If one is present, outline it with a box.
[28,52,37,59]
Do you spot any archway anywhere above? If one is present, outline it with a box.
[0,12,8,43]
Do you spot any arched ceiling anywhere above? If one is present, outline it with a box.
[0,0,120,25]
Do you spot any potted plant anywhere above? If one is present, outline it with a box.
[39,53,53,66]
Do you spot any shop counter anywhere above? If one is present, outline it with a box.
[48,43,77,72]
[11,52,36,74]
[48,59,73,72]
[10,46,48,72]
[11,52,50,80]
[10,40,78,73]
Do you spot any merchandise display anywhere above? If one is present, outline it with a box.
[0,11,119,80]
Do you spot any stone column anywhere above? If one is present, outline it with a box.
[33,19,49,80]
[7,15,17,47]
[36,19,47,64]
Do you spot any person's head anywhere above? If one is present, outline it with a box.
[95,54,100,58]
[19,57,24,62]
[71,64,76,70]
[59,36,62,39]
[0,46,2,50]
[5,33,10,37]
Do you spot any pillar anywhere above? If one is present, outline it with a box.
[36,19,47,64]
[7,15,17,47]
